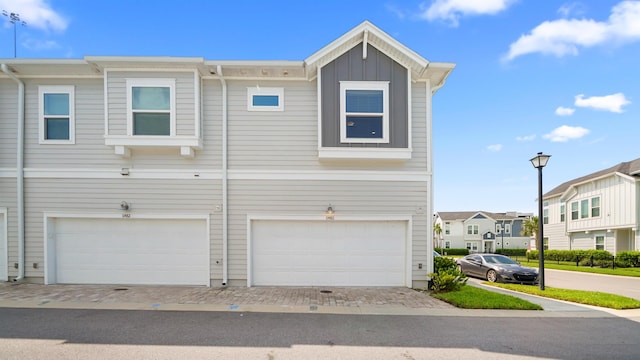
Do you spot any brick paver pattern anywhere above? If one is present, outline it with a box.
[0,283,453,309]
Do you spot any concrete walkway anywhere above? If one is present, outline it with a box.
[1,282,639,322]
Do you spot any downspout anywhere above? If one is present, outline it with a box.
[426,78,434,283]
[217,65,228,286]
[2,64,25,282]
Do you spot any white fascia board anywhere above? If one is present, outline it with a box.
[228,169,428,182]
[23,168,221,180]
[318,147,412,160]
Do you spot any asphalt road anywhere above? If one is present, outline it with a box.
[1,308,639,359]
[545,268,640,300]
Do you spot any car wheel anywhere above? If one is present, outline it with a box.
[486,269,498,282]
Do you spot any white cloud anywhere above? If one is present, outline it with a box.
[0,0,68,31]
[420,0,516,27]
[574,93,631,113]
[557,2,586,18]
[543,125,590,142]
[23,38,60,50]
[504,1,640,61]
[516,134,536,141]
[487,144,503,152]
[555,106,575,116]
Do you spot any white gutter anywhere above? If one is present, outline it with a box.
[1,64,25,281]
[217,65,229,286]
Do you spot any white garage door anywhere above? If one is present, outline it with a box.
[53,218,209,286]
[251,220,407,286]
[0,210,6,281]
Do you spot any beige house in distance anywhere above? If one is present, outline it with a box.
[0,21,454,288]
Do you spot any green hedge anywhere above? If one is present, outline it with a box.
[527,249,613,262]
[436,248,469,256]
[495,248,528,256]
[616,251,640,267]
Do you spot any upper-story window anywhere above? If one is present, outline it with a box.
[38,86,75,144]
[467,225,478,235]
[496,224,502,234]
[580,199,589,219]
[127,79,175,136]
[505,223,511,234]
[560,204,565,222]
[247,87,284,111]
[591,197,600,217]
[571,201,579,220]
[444,222,450,235]
[543,208,549,224]
[339,81,389,144]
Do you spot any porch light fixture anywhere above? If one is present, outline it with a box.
[325,205,335,220]
[120,201,130,211]
[530,152,550,290]
[120,168,130,176]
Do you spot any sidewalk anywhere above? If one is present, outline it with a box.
[1,282,638,321]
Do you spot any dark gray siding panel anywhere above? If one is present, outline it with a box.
[321,43,408,148]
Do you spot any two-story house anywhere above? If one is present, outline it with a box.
[542,158,640,254]
[0,21,454,288]
[434,211,533,253]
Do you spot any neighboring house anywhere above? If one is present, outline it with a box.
[434,211,533,253]
[542,158,640,255]
[0,21,454,288]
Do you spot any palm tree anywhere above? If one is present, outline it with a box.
[433,222,442,249]
[521,216,539,249]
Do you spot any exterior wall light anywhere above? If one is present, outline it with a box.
[120,201,130,211]
[325,205,335,220]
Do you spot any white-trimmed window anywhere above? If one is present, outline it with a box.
[595,235,605,250]
[496,224,502,234]
[591,197,600,217]
[339,81,389,144]
[580,199,589,219]
[505,223,511,234]
[127,79,175,136]
[571,201,579,220]
[560,204,565,222]
[38,86,75,144]
[444,222,450,235]
[467,225,478,235]
[247,87,284,111]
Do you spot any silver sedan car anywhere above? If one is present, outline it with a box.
[456,254,538,284]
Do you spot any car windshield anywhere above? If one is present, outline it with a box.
[483,255,518,265]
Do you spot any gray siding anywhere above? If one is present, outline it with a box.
[321,43,408,148]
[226,179,429,286]
[21,178,221,280]
[106,71,196,137]
[0,80,17,167]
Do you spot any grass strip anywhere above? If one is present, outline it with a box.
[518,260,640,277]
[486,283,640,310]
[431,285,542,310]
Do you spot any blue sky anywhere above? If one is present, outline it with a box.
[2,0,638,214]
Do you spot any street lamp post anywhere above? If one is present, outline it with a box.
[530,152,551,290]
[2,10,27,58]
[501,220,505,253]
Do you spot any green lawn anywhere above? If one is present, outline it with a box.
[485,283,640,310]
[518,259,640,277]
[431,285,542,310]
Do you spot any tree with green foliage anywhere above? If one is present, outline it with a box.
[433,222,442,249]
[521,216,539,248]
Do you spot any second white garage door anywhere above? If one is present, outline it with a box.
[51,218,209,286]
[250,220,408,286]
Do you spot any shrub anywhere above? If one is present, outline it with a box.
[429,269,467,293]
[495,248,527,256]
[527,249,613,263]
[435,248,469,256]
[617,251,640,267]
[430,256,467,293]
[434,256,458,273]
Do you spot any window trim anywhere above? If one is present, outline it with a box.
[591,196,601,218]
[571,201,579,220]
[126,78,176,136]
[560,204,565,222]
[38,85,75,144]
[595,235,605,250]
[247,87,284,111]
[580,199,589,219]
[339,81,389,144]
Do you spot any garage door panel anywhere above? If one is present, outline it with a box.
[252,220,407,286]
[54,218,209,286]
